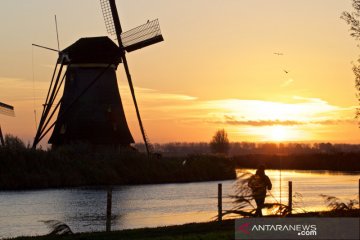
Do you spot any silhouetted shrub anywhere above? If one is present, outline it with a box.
[4,134,26,150]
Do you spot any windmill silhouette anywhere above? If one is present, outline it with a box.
[32,0,164,156]
[0,102,15,146]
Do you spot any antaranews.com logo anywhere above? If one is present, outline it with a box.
[238,222,317,236]
[235,218,359,239]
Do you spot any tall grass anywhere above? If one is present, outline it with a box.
[320,194,359,211]
[222,172,290,218]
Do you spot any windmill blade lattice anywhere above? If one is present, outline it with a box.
[121,19,163,52]
[0,102,15,117]
[100,0,117,35]
[99,0,164,158]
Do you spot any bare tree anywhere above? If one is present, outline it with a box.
[341,0,360,121]
[210,129,230,154]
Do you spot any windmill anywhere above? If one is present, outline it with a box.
[0,102,15,146]
[32,0,164,157]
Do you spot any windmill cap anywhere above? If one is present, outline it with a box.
[59,36,122,65]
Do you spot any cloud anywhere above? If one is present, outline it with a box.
[311,119,356,125]
[281,78,294,87]
[0,77,49,102]
[221,116,304,126]
[119,86,197,102]
[156,97,356,128]
[134,87,197,101]
[215,115,356,127]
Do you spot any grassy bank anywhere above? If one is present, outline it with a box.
[12,210,359,240]
[13,220,234,240]
[0,143,235,190]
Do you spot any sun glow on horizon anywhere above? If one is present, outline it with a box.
[247,125,308,142]
[128,93,355,143]
[268,126,289,142]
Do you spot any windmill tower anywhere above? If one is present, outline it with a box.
[0,102,15,146]
[32,0,164,155]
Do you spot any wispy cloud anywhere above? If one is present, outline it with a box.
[119,86,197,102]
[220,116,304,126]
[0,77,48,102]
[281,78,294,87]
[214,115,356,127]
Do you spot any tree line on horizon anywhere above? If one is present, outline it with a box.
[3,132,360,157]
[135,141,360,157]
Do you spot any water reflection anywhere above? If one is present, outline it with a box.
[0,170,359,239]
[237,169,359,213]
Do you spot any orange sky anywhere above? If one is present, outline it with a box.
[0,0,360,146]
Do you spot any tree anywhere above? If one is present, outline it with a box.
[341,0,360,122]
[210,129,230,154]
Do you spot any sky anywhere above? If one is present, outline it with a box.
[0,0,359,146]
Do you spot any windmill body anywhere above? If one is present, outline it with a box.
[33,0,163,153]
[49,37,134,146]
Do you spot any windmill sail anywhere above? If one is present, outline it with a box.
[121,19,164,52]
[0,102,15,117]
[100,0,163,52]
[100,0,164,157]
[0,101,15,146]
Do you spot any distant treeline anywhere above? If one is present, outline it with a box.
[135,142,360,157]
[233,153,360,171]
[0,136,235,190]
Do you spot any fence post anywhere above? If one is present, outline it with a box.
[218,183,222,223]
[106,187,112,232]
[288,181,292,215]
[358,179,360,210]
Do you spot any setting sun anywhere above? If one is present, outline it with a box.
[247,125,306,142]
[269,126,288,141]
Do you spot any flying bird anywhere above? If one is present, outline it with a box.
[274,52,283,56]
[283,70,289,74]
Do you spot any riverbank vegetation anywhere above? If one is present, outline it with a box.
[1,134,360,190]
[0,135,235,190]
